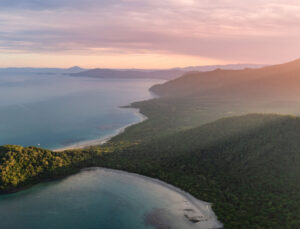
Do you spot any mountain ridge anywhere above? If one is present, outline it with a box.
[150,58,300,100]
[70,64,265,80]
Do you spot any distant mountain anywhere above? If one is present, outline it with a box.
[70,69,185,80]
[70,64,265,80]
[64,66,84,73]
[151,59,300,100]
[0,64,265,79]
[0,64,266,79]
[180,63,266,72]
[0,66,84,74]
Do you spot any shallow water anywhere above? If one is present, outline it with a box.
[0,73,161,149]
[0,168,222,229]
[0,74,223,229]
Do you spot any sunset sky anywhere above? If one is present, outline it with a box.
[1,0,300,68]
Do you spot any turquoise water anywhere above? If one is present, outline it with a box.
[0,73,223,229]
[0,73,161,149]
[0,168,222,229]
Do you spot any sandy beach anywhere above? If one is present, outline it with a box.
[82,167,223,229]
[51,100,224,229]
[54,106,223,228]
[53,108,147,152]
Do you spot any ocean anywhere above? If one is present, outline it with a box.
[0,73,161,149]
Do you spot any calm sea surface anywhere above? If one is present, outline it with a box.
[0,168,222,229]
[0,73,222,229]
[0,73,162,149]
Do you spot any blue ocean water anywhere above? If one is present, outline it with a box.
[0,73,161,149]
[0,168,222,229]
[0,74,223,229]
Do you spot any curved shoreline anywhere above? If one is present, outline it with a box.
[53,108,147,152]
[82,167,223,229]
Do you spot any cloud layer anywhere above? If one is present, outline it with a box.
[1,0,300,66]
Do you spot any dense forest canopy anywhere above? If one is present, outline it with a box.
[100,114,300,228]
[1,114,299,228]
[0,145,94,192]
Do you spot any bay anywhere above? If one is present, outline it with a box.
[0,168,222,229]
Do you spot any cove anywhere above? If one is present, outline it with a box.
[0,168,222,229]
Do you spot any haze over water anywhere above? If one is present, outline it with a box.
[0,73,162,149]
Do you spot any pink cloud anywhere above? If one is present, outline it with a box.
[0,0,300,64]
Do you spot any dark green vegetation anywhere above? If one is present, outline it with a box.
[0,145,94,193]
[102,114,300,229]
[1,59,300,228]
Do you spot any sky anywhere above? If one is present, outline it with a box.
[0,0,300,68]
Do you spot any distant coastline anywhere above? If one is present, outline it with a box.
[53,108,147,152]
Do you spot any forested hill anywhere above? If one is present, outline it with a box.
[1,114,300,228]
[150,58,300,100]
[102,113,300,228]
[0,146,94,193]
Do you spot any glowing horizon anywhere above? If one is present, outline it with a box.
[1,0,300,68]
[0,52,231,69]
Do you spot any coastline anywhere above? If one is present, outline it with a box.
[53,108,147,152]
[1,166,223,229]
[82,167,223,229]
[0,82,224,228]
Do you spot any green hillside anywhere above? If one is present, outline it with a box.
[0,145,93,193]
[98,114,300,228]
[0,114,299,228]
